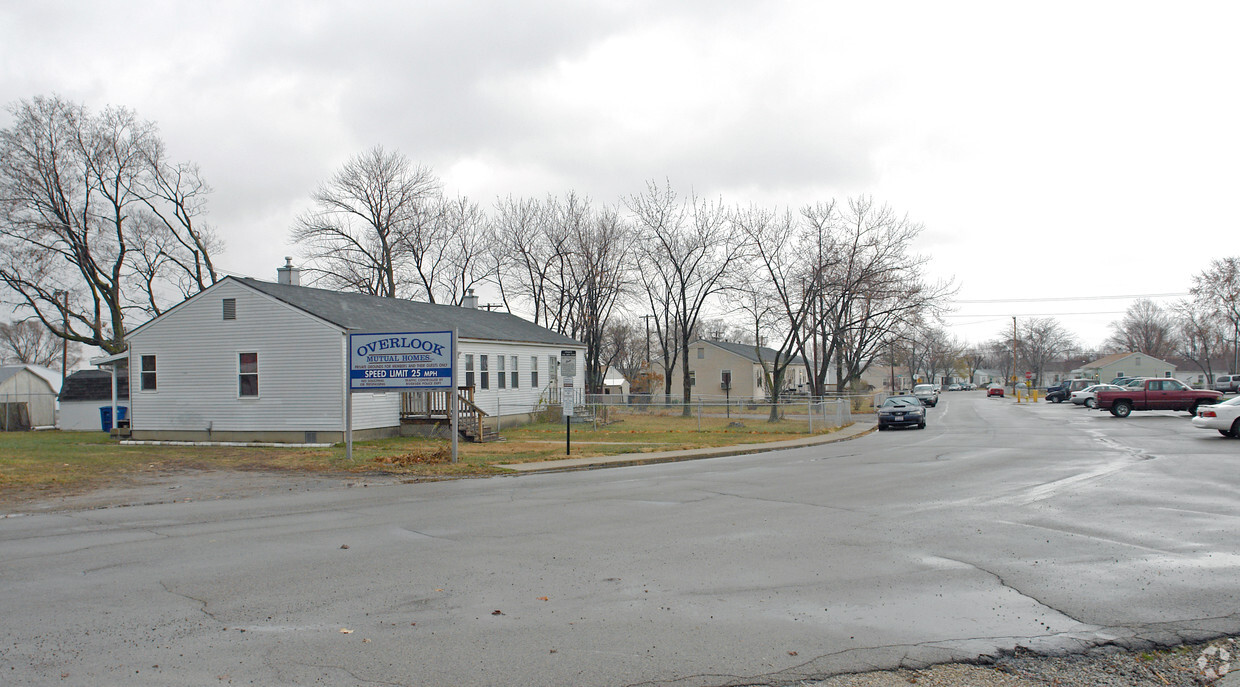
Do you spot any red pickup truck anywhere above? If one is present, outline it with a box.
[1094,377,1222,418]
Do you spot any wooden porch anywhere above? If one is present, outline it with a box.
[400,386,496,442]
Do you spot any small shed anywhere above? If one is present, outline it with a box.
[601,367,630,399]
[0,365,59,430]
[59,369,130,431]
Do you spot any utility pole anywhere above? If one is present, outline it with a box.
[1012,316,1018,395]
[54,290,68,386]
[640,314,653,366]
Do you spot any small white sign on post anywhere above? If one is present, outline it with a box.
[560,350,577,417]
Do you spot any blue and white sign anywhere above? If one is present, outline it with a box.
[349,331,455,391]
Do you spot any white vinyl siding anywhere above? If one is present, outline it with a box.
[458,342,581,417]
[127,280,397,433]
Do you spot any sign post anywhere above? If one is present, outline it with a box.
[561,350,577,455]
[347,330,456,462]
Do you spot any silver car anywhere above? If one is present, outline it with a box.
[912,384,939,407]
[1214,374,1239,393]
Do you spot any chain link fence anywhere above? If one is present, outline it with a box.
[561,393,863,433]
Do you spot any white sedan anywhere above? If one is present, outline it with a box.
[1191,396,1240,438]
[1070,383,1122,408]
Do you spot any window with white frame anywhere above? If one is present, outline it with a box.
[239,352,259,397]
[140,355,157,391]
[497,355,506,389]
[550,355,558,384]
[689,370,696,386]
[531,356,539,388]
[465,354,475,388]
[480,354,489,389]
[510,356,519,389]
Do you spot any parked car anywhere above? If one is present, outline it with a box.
[1110,377,1137,387]
[1191,396,1240,437]
[1213,374,1240,393]
[947,383,961,391]
[987,384,1005,397]
[876,395,926,431]
[912,384,939,407]
[1071,383,1122,408]
[1047,378,1097,404]
[1094,377,1223,418]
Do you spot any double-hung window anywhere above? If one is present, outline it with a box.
[239,352,259,397]
[510,356,519,389]
[497,355,506,389]
[531,356,539,388]
[480,355,489,390]
[465,354,475,387]
[140,355,157,391]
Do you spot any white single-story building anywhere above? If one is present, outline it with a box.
[98,263,584,443]
[0,364,60,430]
[59,369,130,431]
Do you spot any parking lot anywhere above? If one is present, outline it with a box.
[1,391,1238,686]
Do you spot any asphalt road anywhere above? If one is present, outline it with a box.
[2,393,1238,686]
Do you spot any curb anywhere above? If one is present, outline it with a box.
[500,421,878,474]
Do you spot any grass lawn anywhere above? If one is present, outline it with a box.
[0,410,852,501]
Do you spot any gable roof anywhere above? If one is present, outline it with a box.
[696,339,806,365]
[59,369,130,402]
[133,276,583,348]
[1082,351,1172,369]
[0,365,60,393]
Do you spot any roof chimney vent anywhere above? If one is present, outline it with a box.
[461,288,479,309]
[277,257,300,286]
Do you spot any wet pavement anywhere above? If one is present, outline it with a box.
[2,392,1237,686]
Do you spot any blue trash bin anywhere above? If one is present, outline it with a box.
[99,406,129,431]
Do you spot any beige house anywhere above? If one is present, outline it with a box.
[653,339,809,402]
[1074,352,1175,383]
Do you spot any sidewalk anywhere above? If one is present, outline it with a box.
[501,420,877,474]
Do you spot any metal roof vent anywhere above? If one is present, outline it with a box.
[277,257,300,286]
[461,288,479,309]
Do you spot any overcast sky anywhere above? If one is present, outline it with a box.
[3,1,1237,349]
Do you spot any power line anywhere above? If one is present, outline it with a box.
[942,310,1127,319]
[951,292,1187,304]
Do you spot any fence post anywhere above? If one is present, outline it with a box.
[808,398,813,433]
[697,399,701,431]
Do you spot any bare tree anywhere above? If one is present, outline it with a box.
[562,205,635,393]
[0,320,79,369]
[734,205,816,418]
[787,198,951,394]
[624,181,685,401]
[0,95,223,354]
[1105,299,1176,358]
[432,195,495,304]
[1014,317,1077,386]
[1174,299,1228,384]
[1191,257,1240,374]
[292,146,441,298]
[627,181,745,414]
[493,196,559,326]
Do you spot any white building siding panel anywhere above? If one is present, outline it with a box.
[457,341,583,415]
[127,281,374,433]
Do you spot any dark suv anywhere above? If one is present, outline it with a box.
[1046,378,1096,403]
